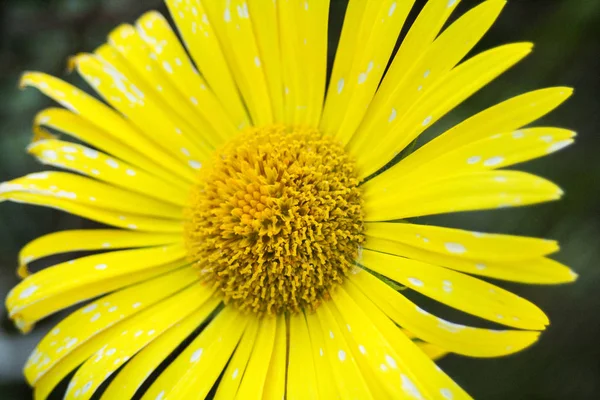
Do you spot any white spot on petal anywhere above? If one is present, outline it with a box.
[189,160,202,170]
[483,156,504,167]
[422,116,432,126]
[467,155,481,165]
[389,108,397,123]
[408,277,424,287]
[385,354,397,369]
[95,264,107,270]
[232,368,239,379]
[441,388,453,399]
[106,159,119,168]
[338,349,346,361]
[19,285,38,299]
[388,2,397,16]
[337,78,344,94]
[444,242,466,254]
[190,348,203,362]
[548,140,572,153]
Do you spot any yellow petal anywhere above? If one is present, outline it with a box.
[396,87,573,169]
[360,249,549,330]
[305,312,339,399]
[17,229,181,278]
[348,271,540,358]
[1,172,182,219]
[7,245,187,325]
[262,314,287,400]
[365,236,576,284]
[357,43,533,178]
[214,318,260,400]
[202,0,273,125]
[101,296,221,400]
[330,287,430,398]
[236,316,277,399]
[24,267,198,385]
[364,222,559,261]
[70,53,209,173]
[351,0,504,155]
[343,280,472,399]
[165,0,250,130]
[287,312,319,399]
[0,192,183,232]
[142,307,249,400]
[366,127,575,194]
[315,303,374,399]
[20,73,195,184]
[28,139,188,206]
[321,0,413,144]
[277,0,329,125]
[135,13,239,142]
[100,27,224,151]
[364,170,563,221]
[64,282,213,400]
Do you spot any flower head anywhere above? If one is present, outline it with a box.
[3,0,576,399]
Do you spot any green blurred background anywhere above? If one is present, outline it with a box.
[1,0,599,399]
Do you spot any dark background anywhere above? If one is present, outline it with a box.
[1,0,599,399]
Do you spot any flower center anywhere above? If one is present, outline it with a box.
[184,125,364,315]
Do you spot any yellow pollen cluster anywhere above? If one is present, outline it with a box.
[184,125,364,315]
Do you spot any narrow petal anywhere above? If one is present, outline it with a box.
[100,27,223,151]
[343,281,473,399]
[70,53,209,173]
[350,0,504,155]
[64,282,213,400]
[101,297,221,400]
[31,108,190,190]
[366,127,575,193]
[368,0,462,119]
[330,288,431,398]
[277,0,329,125]
[365,236,576,284]
[24,267,198,385]
[28,140,188,207]
[315,303,374,399]
[0,192,183,232]
[321,0,413,144]
[236,317,277,398]
[348,271,541,358]
[305,312,339,399]
[360,249,549,330]
[165,0,250,129]
[213,318,260,400]
[287,312,319,399]
[17,229,181,278]
[202,0,273,125]
[135,13,239,142]
[357,43,533,178]
[395,87,574,169]
[20,73,195,184]
[7,245,187,327]
[364,222,559,261]
[142,307,249,400]
[1,172,182,219]
[247,0,283,122]
[262,314,287,400]
[364,170,563,221]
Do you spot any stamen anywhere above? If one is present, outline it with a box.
[184,125,364,315]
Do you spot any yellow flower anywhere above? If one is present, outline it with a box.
[2,0,576,399]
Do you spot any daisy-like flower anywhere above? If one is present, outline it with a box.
[3,0,577,399]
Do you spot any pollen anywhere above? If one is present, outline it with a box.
[184,125,364,315]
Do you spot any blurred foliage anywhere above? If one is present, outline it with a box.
[1,0,599,399]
